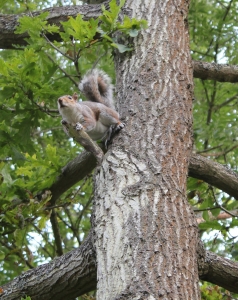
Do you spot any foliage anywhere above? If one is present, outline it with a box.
[0,0,146,289]
[188,0,238,297]
[200,282,232,300]
[0,0,238,299]
[21,297,31,300]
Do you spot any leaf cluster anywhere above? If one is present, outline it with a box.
[188,3,238,294]
[0,0,147,284]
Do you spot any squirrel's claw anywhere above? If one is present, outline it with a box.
[61,119,68,125]
[75,122,83,131]
[115,122,125,132]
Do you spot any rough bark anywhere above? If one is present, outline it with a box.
[1,236,238,300]
[193,60,238,83]
[1,1,238,298]
[1,4,238,84]
[0,232,96,300]
[197,241,238,294]
[34,150,238,208]
[0,2,109,49]
[91,0,201,299]
[188,154,238,200]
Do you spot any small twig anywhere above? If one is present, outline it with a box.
[75,196,93,230]
[194,206,220,212]
[214,93,238,110]
[92,50,108,70]
[50,208,63,256]
[33,101,60,117]
[210,186,237,218]
[44,203,70,210]
[42,31,74,61]
[31,224,55,258]
[45,52,78,87]
[63,208,81,244]
[197,144,223,154]
[199,144,238,159]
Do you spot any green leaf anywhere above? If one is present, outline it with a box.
[45,144,59,168]
[199,221,223,230]
[38,216,49,230]
[202,210,210,221]
[0,251,5,260]
[14,228,26,247]
[111,43,133,53]
[128,29,139,37]
[211,208,220,217]
[15,12,49,35]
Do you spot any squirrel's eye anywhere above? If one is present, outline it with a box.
[68,96,72,99]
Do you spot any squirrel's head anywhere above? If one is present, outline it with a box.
[58,93,78,110]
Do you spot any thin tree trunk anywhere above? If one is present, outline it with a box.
[92,0,200,299]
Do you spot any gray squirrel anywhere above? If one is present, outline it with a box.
[57,69,125,142]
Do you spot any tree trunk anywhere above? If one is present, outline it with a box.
[92,0,200,299]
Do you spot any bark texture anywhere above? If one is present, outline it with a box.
[1,236,238,299]
[193,60,238,82]
[91,0,200,299]
[197,242,238,294]
[34,150,238,208]
[0,2,108,49]
[0,233,96,300]
[189,154,238,200]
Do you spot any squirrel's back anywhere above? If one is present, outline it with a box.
[78,69,114,109]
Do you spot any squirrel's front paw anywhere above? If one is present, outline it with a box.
[75,122,83,131]
[115,122,125,132]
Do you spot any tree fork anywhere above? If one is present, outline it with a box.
[1,236,238,299]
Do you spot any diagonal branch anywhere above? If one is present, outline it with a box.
[50,208,63,256]
[47,150,97,206]
[0,231,97,300]
[35,153,238,208]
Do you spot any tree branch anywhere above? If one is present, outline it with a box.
[45,152,238,206]
[188,154,238,200]
[46,151,97,206]
[197,241,238,294]
[0,1,109,50]
[50,208,63,256]
[1,235,238,299]
[193,60,238,82]
[1,5,238,84]
[35,152,238,209]
[0,232,96,300]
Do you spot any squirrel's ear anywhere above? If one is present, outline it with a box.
[72,93,78,101]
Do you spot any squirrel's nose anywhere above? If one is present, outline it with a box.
[58,98,65,108]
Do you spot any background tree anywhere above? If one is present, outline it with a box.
[0,0,238,299]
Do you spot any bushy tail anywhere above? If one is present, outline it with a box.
[78,69,114,109]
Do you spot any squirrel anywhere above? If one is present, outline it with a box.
[57,69,125,142]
